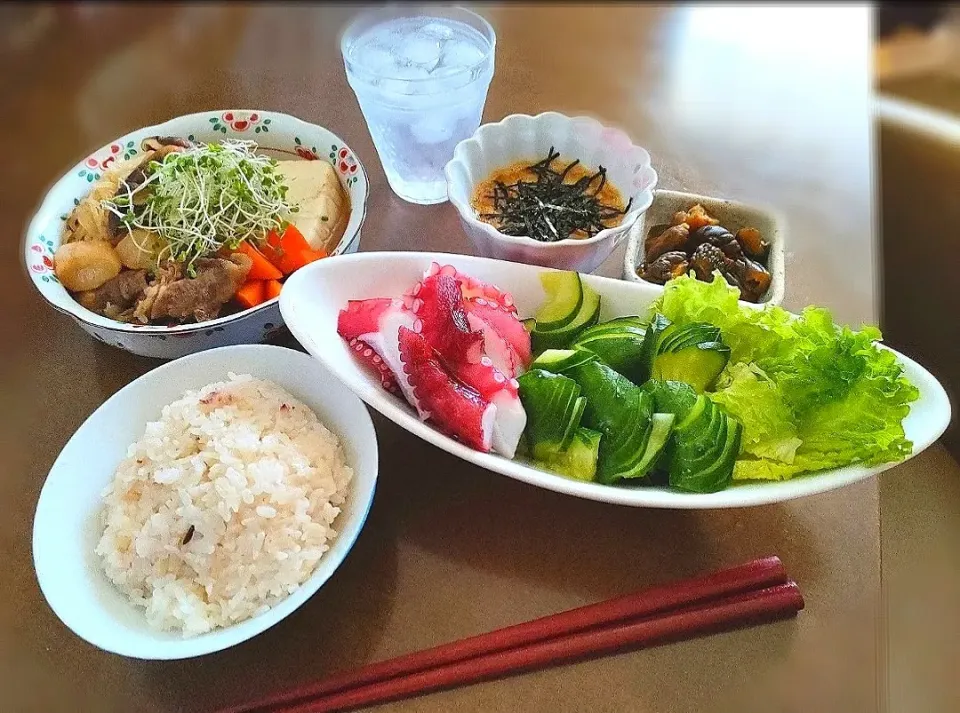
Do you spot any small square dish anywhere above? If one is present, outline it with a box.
[623,189,786,306]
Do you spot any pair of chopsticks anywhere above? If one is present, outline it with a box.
[221,556,802,713]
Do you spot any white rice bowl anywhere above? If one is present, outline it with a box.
[95,373,353,637]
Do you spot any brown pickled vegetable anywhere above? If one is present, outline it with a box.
[736,227,769,260]
[636,203,773,302]
[644,223,689,263]
[688,225,742,260]
[638,251,690,283]
[671,204,718,230]
[690,243,729,282]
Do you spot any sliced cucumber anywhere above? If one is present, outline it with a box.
[657,323,721,354]
[649,391,742,494]
[615,412,676,480]
[530,348,597,374]
[670,414,742,494]
[574,317,647,340]
[640,313,672,376]
[653,342,730,393]
[643,379,699,419]
[535,271,584,330]
[531,282,601,352]
[516,369,585,459]
[537,427,602,482]
[573,325,648,384]
[567,360,655,484]
[521,318,537,333]
[651,321,731,392]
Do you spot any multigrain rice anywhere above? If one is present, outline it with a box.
[95,373,352,637]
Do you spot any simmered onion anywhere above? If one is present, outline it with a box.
[54,241,122,292]
[115,229,162,270]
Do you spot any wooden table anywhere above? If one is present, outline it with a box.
[1,5,889,712]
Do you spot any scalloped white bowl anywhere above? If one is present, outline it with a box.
[24,110,369,360]
[444,112,658,273]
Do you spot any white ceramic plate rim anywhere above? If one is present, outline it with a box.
[32,344,378,659]
[23,109,369,335]
[444,111,658,248]
[280,251,952,509]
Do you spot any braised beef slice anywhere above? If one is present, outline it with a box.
[148,254,252,323]
[77,270,149,316]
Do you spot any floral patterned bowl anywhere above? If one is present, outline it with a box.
[23,110,369,360]
[444,112,658,273]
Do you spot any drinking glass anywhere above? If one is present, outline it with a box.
[341,6,496,205]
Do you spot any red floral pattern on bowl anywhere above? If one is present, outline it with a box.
[210,111,270,134]
[329,145,360,187]
[294,136,319,160]
[28,239,59,283]
[77,141,139,182]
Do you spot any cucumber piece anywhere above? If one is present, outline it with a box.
[643,380,699,419]
[605,402,653,474]
[674,392,708,431]
[521,318,536,333]
[516,369,585,458]
[650,392,742,494]
[531,282,601,351]
[567,360,655,484]
[574,327,648,384]
[530,348,597,374]
[640,313,672,376]
[575,317,647,340]
[652,341,731,393]
[649,320,730,393]
[537,427,602,482]
[670,414,742,494]
[673,399,727,468]
[657,322,721,354]
[615,413,676,480]
[535,271,584,330]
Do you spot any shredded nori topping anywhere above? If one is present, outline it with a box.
[479,147,632,242]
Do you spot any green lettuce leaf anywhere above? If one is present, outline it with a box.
[708,362,802,465]
[651,274,920,481]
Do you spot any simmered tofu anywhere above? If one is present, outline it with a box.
[276,160,350,252]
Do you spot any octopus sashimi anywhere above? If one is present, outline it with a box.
[339,266,530,459]
[338,297,419,408]
[407,272,526,458]
[417,263,532,376]
[398,326,495,452]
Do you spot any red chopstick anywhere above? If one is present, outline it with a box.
[222,556,789,713]
[273,582,803,713]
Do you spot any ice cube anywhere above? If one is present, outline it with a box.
[356,45,396,74]
[419,21,455,40]
[397,35,442,67]
[380,64,432,95]
[439,40,486,70]
[410,115,455,145]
